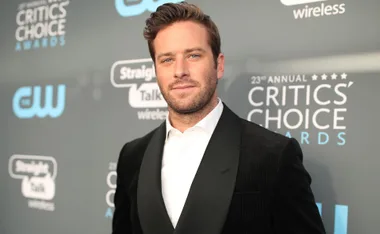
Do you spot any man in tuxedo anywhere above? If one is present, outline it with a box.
[112,2,326,234]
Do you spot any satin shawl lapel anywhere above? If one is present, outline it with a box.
[174,105,242,234]
[137,122,174,234]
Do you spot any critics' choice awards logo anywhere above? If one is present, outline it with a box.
[247,73,354,146]
[15,0,70,52]
[13,84,66,119]
[105,162,116,219]
[115,0,181,17]
[111,58,168,120]
[8,154,57,211]
[281,0,346,19]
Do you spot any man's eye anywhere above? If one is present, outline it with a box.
[161,58,172,63]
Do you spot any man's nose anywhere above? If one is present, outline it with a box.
[174,58,189,79]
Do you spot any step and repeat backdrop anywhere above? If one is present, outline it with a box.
[1,0,379,233]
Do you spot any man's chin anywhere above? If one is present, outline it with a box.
[170,106,198,115]
[168,102,203,115]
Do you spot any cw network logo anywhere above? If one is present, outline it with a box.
[12,84,66,119]
[316,202,348,234]
[115,0,181,17]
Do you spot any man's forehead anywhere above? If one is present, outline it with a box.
[154,21,208,42]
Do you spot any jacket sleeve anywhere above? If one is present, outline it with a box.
[272,138,326,234]
[112,143,132,234]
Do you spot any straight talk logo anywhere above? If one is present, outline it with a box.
[281,0,346,19]
[110,58,168,121]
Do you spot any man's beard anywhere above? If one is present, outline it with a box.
[160,77,218,115]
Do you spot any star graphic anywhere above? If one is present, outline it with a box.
[331,73,337,80]
[341,73,347,79]
[312,74,318,81]
[321,74,327,80]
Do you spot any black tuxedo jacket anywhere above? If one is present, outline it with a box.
[112,104,326,234]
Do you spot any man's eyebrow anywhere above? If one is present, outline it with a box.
[156,48,206,60]
[156,52,174,61]
[184,47,206,53]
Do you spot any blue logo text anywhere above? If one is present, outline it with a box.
[317,203,348,234]
[13,85,66,119]
[115,0,182,17]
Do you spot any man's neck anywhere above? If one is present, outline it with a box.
[168,97,219,133]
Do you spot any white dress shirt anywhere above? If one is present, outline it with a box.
[161,98,224,228]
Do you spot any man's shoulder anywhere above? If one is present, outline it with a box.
[238,118,304,173]
[115,126,161,182]
[220,103,292,150]
[239,117,292,150]
[119,126,159,156]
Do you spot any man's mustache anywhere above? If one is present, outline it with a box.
[169,80,199,89]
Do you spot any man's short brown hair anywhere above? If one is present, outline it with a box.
[143,1,221,66]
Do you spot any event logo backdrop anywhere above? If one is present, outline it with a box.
[15,0,69,51]
[111,58,168,120]
[105,162,117,219]
[115,0,182,17]
[8,154,57,211]
[1,0,379,234]
[247,73,353,146]
[280,0,346,19]
[12,84,66,119]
